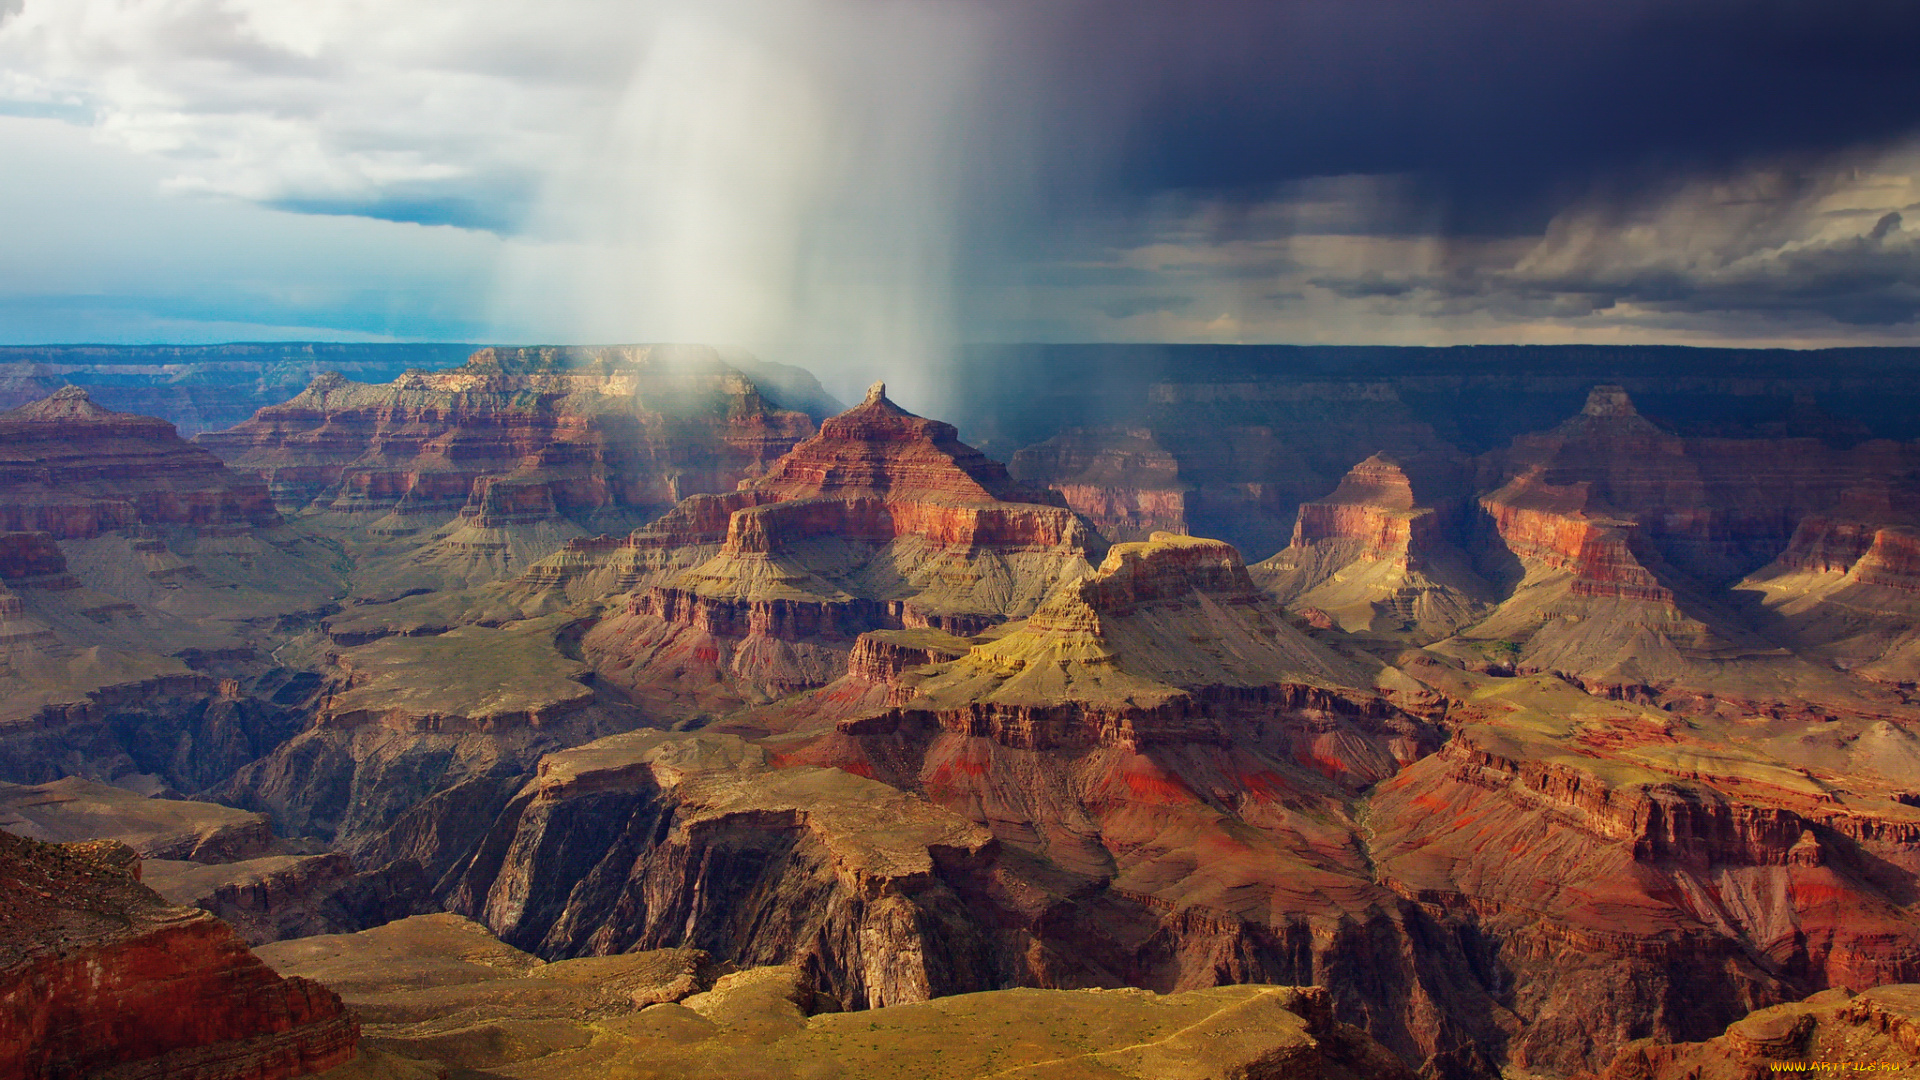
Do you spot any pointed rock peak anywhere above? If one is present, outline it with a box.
[2,384,122,423]
[307,371,349,394]
[753,378,1057,505]
[1582,385,1639,418]
[1322,453,1417,510]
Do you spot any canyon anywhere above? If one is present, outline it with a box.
[7,346,1920,1077]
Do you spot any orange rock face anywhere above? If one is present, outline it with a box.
[1290,454,1443,566]
[1479,468,1674,604]
[196,345,817,524]
[0,386,280,539]
[0,832,356,1080]
[580,383,1095,715]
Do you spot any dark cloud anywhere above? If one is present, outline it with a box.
[997,0,1920,236]
[1094,294,1194,319]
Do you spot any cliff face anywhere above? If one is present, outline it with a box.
[430,726,1505,1073]
[1479,469,1674,605]
[196,345,818,527]
[446,730,1003,1009]
[0,387,280,539]
[1008,427,1189,542]
[1358,674,1920,1078]
[1255,454,1491,638]
[578,383,1097,717]
[0,831,356,1080]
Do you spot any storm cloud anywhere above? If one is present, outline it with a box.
[1,0,1918,366]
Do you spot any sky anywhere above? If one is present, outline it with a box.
[3,0,1920,399]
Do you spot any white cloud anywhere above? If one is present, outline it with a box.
[0,0,629,220]
[0,0,1016,406]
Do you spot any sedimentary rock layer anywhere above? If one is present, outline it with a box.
[0,830,356,1079]
[197,344,818,525]
[1255,454,1490,637]
[0,386,280,539]
[577,383,1096,714]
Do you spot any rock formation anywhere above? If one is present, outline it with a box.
[1597,986,1920,1080]
[217,613,645,864]
[445,729,1003,1008]
[0,388,342,794]
[0,777,422,947]
[0,829,357,1079]
[258,912,1414,1080]
[578,382,1097,715]
[0,385,280,539]
[0,342,479,436]
[1254,453,1492,638]
[863,532,1370,751]
[196,345,820,596]
[1353,652,1920,1075]
[1009,427,1190,541]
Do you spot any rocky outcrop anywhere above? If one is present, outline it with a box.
[144,853,425,947]
[196,345,818,527]
[445,730,1002,1009]
[1255,454,1491,637]
[1479,468,1673,605]
[858,533,1378,753]
[0,830,356,1079]
[0,532,75,585]
[217,615,643,860]
[579,383,1096,716]
[1366,710,1920,1075]
[0,386,280,539]
[1597,986,1920,1080]
[1009,427,1189,542]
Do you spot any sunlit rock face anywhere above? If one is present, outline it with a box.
[1254,453,1493,639]
[196,344,820,530]
[579,382,1099,716]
